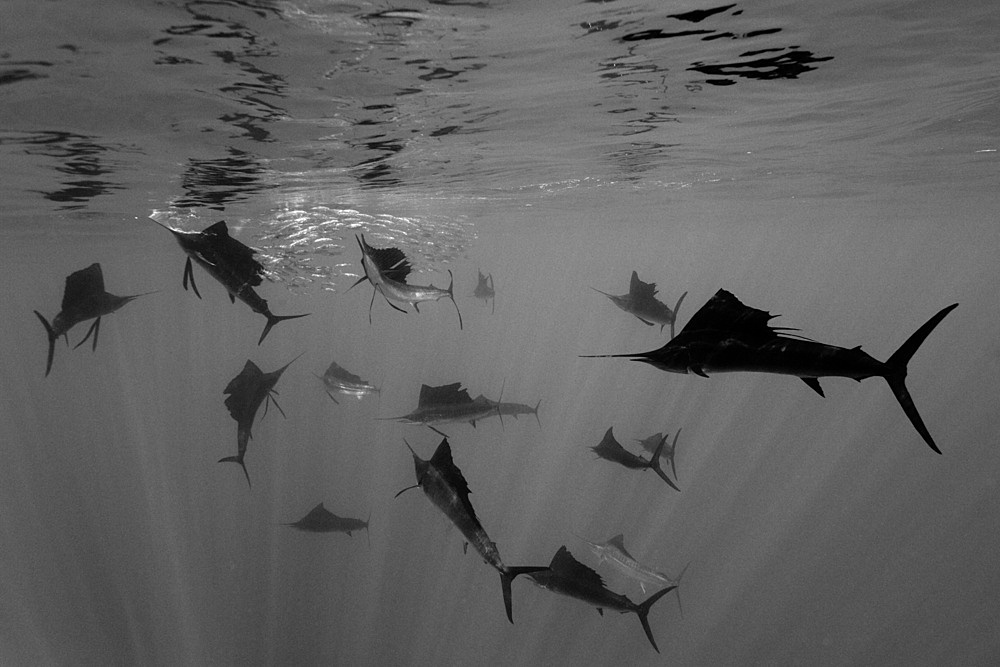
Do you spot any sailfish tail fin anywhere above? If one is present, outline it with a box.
[647,432,680,492]
[882,303,958,454]
[218,456,252,488]
[635,585,676,654]
[500,565,548,623]
[258,312,310,345]
[33,311,58,377]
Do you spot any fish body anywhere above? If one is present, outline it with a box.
[354,234,462,329]
[472,269,495,313]
[220,355,300,487]
[527,546,676,653]
[384,382,501,428]
[33,263,151,376]
[152,218,308,344]
[583,289,958,453]
[487,398,542,427]
[591,427,680,491]
[593,271,687,338]
[399,437,546,622]
[285,502,371,544]
[315,360,379,403]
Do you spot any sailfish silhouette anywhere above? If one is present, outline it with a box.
[395,437,546,623]
[33,263,153,376]
[220,355,300,487]
[151,218,308,344]
[583,289,958,453]
[591,427,681,492]
[593,271,687,338]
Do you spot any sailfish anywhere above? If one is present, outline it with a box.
[583,289,958,454]
[593,271,687,338]
[526,546,676,653]
[220,354,300,487]
[351,234,462,329]
[394,437,546,623]
[284,502,371,546]
[380,382,503,432]
[150,218,308,344]
[33,262,153,376]
[471,269,495,314]
[591,427,681,492]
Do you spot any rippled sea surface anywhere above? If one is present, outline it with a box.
[2,1,1000,665]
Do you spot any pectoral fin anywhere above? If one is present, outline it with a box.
[801,377,824,397]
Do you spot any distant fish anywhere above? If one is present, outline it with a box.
[314,360,379,404]
[575,533,689,615]
[220,354,300,488]
[471,269,495,314]
[395,437,546,623]
[284,502,371,546]
[583,289,958,454]
[591,427,680,492]
[593,271,687,338]
[151,218,308,344]
[351,234,462,329]
[526,546,676,653]
[380,382,501,431]
[33,262,153,376]
[636,430,681,483]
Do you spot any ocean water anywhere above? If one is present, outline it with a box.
[2,0,999,665]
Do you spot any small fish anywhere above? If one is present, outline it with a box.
[591,427,680,492]
[526,546,676,653]
[220,354,301,488]
[151,218,308,344]
[394,437,546,623]
[34,263,153,376]
[314,360,380,404]
[636,430,680,482]
[352,234,463,329]
[583,289,959,454]
[284,502,371,546]
[593,271,687,338]
[576,533,689,615]
[380,382,502,431]
[471,269,495,314]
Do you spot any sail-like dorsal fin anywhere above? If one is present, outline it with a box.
[629,271,658,299]
[202,220,231,237]
[678,289,779,342]
[550,546,607,589]
[62,263,105,311]
[201,220,265,287]
[364,241,412,283]
[324,361,365,384]
[417,382,473,408]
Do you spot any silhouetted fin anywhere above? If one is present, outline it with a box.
[200,220,265,287]
[801,377,824,396]
[219,455,251,488]
[669,292,687,338]
[883,303,958,454]
[428,439,480,523]
[417,382,474,408]
[258,311,310,345]
[73,318,101,351]
[182,256,201,298]
[33,311,57,377]
[628,270,658,300]
[680,289,781,342]
[648,431,681,492]
[636,586,676,654]
[607,534,633,560]
[61,263,105,310]
[501,566,549,624]
[549,546,607,590]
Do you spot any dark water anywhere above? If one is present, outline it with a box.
[2,1,1000,665]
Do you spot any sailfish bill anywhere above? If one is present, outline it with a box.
[583,289,957,454]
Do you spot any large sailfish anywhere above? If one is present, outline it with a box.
[395,437,546,623]
[151,218,308,344]
[33,263,153,376]
[583,289,958,454]
[220,355,300,487]
[351,234,463,329]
